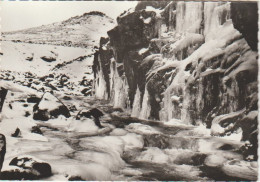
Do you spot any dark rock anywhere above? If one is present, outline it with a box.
[33,92,70,121]
[76,108,104,128]
[31,126,43,135]
[63,96,72,100]
[81,88,92,96]
[40,56,56,62]
[218,144,235,151]
[1,156,52,180]
[143,134,169,149]
[27,95,41,103]
[0,134,6,172]
[68,175,84,181]
[237,111,258,161]
[191,153,207,166]
[24,111,31,117]
[231,2,258,51]
[25,57,33,61]
[11,128,21,138]
[0,87,8,113]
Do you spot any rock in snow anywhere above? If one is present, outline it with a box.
[1,156,52,180]
[76,108,104,128]
[0,134,6,172]
[33,92,70,121]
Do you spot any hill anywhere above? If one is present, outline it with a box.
[1,11,115,48]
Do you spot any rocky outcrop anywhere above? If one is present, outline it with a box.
[231,2,258,51]
[76,108,104,128]
[0,134,6,172]
[33,92,70,121]
[1,156,52,180]
[93,2,258,160]
[0,88,8,112]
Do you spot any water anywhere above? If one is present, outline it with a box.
[3,96,257,181]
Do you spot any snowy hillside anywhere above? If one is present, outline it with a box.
[0,11,115,95]
[1,11,115,48]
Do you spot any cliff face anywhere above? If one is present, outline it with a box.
[93,2,258,160]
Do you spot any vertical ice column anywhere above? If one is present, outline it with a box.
[95,67,108,100]
[139,86,151,120]
[176,2,203,34]
[204,2,231,41]
[131,86,141,118]
[111,62,130,109]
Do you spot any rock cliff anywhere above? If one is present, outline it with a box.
[93,2,258,160]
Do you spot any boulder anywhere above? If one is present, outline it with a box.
[31,126,43,135]
[33,92,70,121]
[1,156,52,180]
[76,108,104,128]
[27,95,41,103]
[76,108,104,119]
[0,134,6,172]
[231,2,258,51]
[0,87,8,113]
[40,52,57,62]
[81,88,92,96]
[11,128,21,138]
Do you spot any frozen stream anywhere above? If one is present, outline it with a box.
[1,95,258,181]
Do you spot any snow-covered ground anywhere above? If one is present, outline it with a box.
[0,85,257,181]
[1,41,92,77]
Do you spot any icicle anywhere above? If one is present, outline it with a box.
[204,2,231,41]
[176,2,203,34]
[131,86,141,118]
[139,86,151,120]
[95,69,108,100]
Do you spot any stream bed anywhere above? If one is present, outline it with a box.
[1,95,258,181]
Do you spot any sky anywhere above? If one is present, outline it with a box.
[0,1,138,32]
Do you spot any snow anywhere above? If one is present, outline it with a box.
[1,41,91,77]
[143,17,152,24]
[204,154,227,167]
[125,123,160,135]
[52,163,112,181]
[110,128,128,136]
[221,128,243,142]
[120,133,143,150]
[168,33,204,59]
[138,48,148,55]
[171,95,180,102]
[120,168,142,176]
[0,80,40,97]
[137,147,169,164]
[164,118,188,126]
[222,160,258,180]
[145,6,163,18]
[67,118,99,133]
[38,92,62,111]
[0,118,48,142]
[211,109,245,136]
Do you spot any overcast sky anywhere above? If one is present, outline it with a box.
[1,1,137,32]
